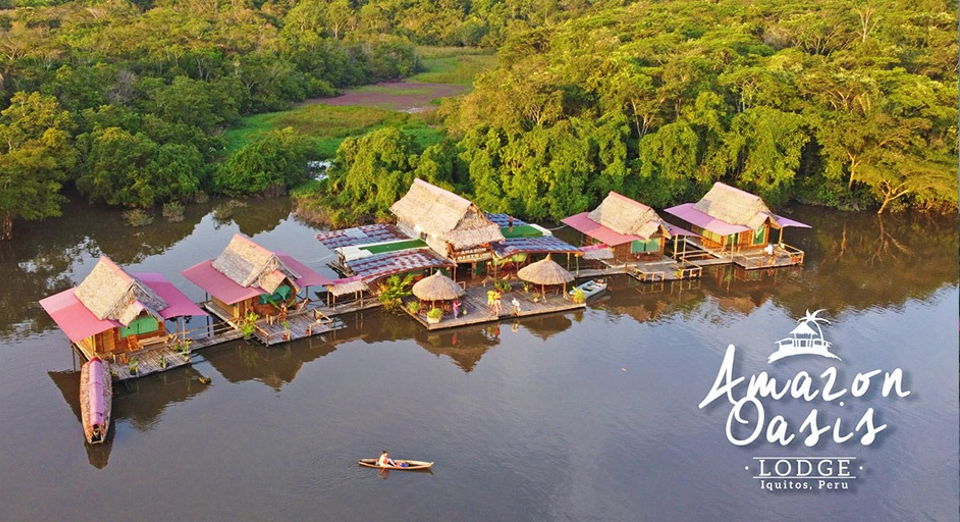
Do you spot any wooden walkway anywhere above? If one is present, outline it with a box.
[573,257,703,283]
[401,284,585,330]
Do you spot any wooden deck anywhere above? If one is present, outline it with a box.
[74,339,195,383]
[401,284,585,330]
[674,238,804,270]
[572,257,703,283]
[203,301,346,346]
[630,256,703,282]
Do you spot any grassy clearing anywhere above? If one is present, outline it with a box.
[226,104,444,159]
[224,47,490,155]
[410,46,498,85]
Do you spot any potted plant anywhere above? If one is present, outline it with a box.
[406,301,421,314]
[426,307,443,324]
[571,288,586,304]
[128,357,139,376]
[282,320,291,340]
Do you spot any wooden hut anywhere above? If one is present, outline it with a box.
[562,192,688,260]
[665,182,810,252]
[181,234,332,323]
[39,256,206,358]
[390,179,504,265]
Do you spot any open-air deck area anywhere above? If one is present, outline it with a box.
[674,237,805,270]
[401,283,585,330]
[74,336,196,382]
[203,300,346,346]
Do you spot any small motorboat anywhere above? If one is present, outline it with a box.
[80,357,112,444]
[571,279,608,300]
[358,459,434,471]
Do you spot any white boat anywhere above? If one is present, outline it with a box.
[571,279,607,300]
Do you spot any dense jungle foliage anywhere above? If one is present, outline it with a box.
[0,0,956,239]
[324,0,958,224]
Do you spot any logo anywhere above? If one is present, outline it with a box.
[769,309,840,363]
[698,310,912,491]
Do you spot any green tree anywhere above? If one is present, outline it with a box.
[0,92,75,240]
[77,127,160,207]
[215,127,314,196]
[329,127,417,217]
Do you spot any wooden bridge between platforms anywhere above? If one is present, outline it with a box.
[401,284,585,330]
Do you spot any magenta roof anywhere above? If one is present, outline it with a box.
[561,212,642,246]
[181,253,331,305]
[665,203,751,235]
[39,273,207,343]
[665,203,810,235]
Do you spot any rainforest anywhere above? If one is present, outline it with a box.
[0,0,956,239]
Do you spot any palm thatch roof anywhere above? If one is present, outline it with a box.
[587,191,665,239]
[75,257,167,326]
[212,234,301,294]
[693,182,771,229]
[412,272,464,301]
[390,179,504,250]
[517,255,575,285]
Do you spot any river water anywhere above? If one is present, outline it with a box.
[0,199,956,521]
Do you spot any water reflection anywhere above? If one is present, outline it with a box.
[203,336,339,391]
[48,362,211,468]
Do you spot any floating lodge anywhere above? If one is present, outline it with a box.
[39,179,809,382]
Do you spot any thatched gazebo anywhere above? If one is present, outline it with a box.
[517,255,574,295]
[412,272,464,305]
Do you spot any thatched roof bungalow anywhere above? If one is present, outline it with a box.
[181,234,332,322]
[562,191,694,260]
[39,256,206,357]
[665,183,810,251]
[390,179,504,263]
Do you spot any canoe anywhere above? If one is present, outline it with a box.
[358,459,433,470]
[571,279,608,300]
[80,357,112,445]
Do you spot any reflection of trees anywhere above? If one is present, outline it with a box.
[764,208,958,318]
[3,196,207,339]
[218,198,292,237]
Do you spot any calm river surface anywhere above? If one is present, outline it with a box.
[0,199,956,522]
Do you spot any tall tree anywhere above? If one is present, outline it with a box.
[0,92,75,240]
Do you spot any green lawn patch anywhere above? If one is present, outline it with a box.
[411,46,498,85]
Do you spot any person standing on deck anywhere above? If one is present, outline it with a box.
[487,290,496,315]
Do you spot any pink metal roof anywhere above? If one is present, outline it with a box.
[771,214,811,229]
[181,260,261,305]
[666,203,810,234]
[277,253,334,287]
[181,254,332,305]
[561,212,642,246]
[665,203,752,235]
[39,273,207,343]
